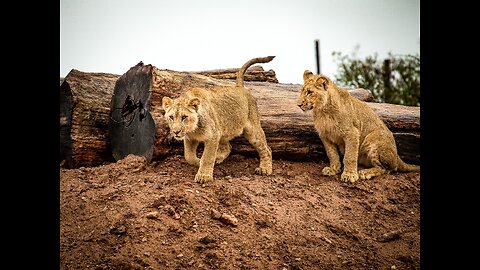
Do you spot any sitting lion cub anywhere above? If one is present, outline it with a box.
[297,70,419,182]
[162,56,274,183]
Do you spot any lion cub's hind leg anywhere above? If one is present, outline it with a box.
[243,123,272,175]
[215,141,232,164]
[358,130,393,180]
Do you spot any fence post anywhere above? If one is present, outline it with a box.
[383,59,392,103]
[315,39,321,74]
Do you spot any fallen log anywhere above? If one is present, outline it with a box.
[109,63,419,165]
[60,65,281,168]
[60,64,418,169]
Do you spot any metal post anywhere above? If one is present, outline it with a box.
[315,39,321,74]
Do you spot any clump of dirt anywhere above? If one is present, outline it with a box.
[60,154,420,269]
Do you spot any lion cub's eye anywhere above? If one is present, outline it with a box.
[181,116,187,121]
[306,91,312,97]
[169,115,174,120]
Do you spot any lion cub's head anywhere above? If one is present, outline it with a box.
[162,96,200,141]
[297,70,332,111]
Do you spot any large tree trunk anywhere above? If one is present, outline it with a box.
[109,63,420,166]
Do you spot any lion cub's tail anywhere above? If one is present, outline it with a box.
[236,56,275,88]
[396,156,420,172]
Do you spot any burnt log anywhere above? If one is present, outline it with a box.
[109,63,419,165]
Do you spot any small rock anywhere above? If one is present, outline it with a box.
[211,209,222,219]
[211,209,238,226]
[323,236,333,244]
[176,253,184,258]
[164,205,176,215]
[146,211,159,219]
[199,235,216,245]
[391,265,397,270]
[109,225,126,235]
[377,230,401,242]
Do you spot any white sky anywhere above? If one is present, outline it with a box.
[60,0,419,84]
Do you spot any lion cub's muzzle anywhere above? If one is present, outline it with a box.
[297,102,312,111]
[172,130,185,141]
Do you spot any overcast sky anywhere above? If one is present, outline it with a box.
[60,0,419,84]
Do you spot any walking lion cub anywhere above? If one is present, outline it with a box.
[297,70,419,182]
[162,56,274,183]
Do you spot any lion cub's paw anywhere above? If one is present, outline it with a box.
[322,166,341,176]
[194,173,213,184]
[341,171,359,183]
[358,170,373,180]
[255,166,272,176]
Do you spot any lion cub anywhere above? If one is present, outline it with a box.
[162,56,274,183]
[297,70,419,182]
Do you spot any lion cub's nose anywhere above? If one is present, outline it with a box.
[173,130,181,135]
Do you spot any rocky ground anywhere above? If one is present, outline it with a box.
[60,154,420,270]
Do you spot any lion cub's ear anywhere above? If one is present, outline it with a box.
[188,97,200,111]
[162,96,173,110]
[314,75,331,90]
[303,70,314,82]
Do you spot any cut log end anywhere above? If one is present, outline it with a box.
[109,64,156,163]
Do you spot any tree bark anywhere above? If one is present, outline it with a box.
[60,69,119,168]
[109,63,419,166]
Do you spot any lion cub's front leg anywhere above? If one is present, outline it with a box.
[194,137,219,184]
[320,138,342,176]
[341,130,360,183]
[184,138,200,167]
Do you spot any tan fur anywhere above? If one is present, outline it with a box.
[297,70,420,183]
[162,56,274,183]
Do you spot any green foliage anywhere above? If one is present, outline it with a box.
[332,49,420,106]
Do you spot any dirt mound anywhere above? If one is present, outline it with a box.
[60,154,420,269]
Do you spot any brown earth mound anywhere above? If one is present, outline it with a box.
[60,154,420,269]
